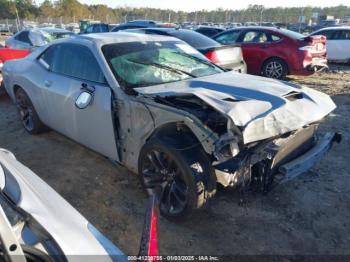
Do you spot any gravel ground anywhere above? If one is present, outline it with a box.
[0,68,349,258]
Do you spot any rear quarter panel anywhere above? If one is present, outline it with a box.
[3,57,49,124]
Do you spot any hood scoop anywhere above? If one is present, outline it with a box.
[283,91,303,101]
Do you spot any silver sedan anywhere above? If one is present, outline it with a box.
[5,28,74,50]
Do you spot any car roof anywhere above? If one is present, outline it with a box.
[134,28,200,34]
[196,26,224,30]
[315,26,350,31]
[74,32,177,45]
[224,26,280,31]
[32,28,72,33]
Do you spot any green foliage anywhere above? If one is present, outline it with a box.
[0,0,349,23]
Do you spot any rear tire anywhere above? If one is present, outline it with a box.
[262,58,288,79]
[138,137,216,221]
[15,88,48,134]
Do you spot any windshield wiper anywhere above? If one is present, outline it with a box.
[127,59,196,78]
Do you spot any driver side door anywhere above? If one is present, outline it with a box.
[38,43,119,161]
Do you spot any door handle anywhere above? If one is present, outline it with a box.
[44,80,52,88]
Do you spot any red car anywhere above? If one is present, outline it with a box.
[212,27,327,79]
[0,47,29,87]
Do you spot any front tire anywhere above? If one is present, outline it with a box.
[138,137,216,221]
[262,58,288,79]
[15,88,47,134]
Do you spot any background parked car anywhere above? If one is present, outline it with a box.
[80,23,110,34]
[126,28,247,73]
[212,27,327,79]
[312,19,340,31]
[5,28,74,50]
[310,26,350,63]
[195,26,225,37]
[111,20,174,32]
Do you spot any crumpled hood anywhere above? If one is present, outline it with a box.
[135,71,336,143]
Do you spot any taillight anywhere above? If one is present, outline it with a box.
[205,50,220,64]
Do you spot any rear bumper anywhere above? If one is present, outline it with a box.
[290,52,328,75]
[278,132,341,182]
[305,57,328,72]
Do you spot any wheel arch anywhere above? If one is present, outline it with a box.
[13,84,22,96]
[146,121,204,148]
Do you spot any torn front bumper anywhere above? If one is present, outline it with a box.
[214,132,341,188]
[278,132,341,183]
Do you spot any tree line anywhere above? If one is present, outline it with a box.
[0,0,349,24]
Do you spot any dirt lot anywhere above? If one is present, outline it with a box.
[0,68,350,258]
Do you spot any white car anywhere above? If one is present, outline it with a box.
[0,148,159,260]
[310,26,350,62]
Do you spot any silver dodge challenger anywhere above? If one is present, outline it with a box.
[2,32,340,220]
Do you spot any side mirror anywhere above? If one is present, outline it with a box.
[75,92,93,109]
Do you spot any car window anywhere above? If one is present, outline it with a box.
[51,44,105,83]
[333,30,350,40]
[15,31,32,45]
[271,34,281,42]
[316,30,335,39]
[39,46,57,69]
[102,41,223,90]
[242,31,268,43]
[214,31,240,44]
[94,24,106,33]
[85,25,94,33]
[101,24,109,32]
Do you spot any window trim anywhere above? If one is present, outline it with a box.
[36,43,109,86]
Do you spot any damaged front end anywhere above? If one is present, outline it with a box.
[135,72,339,194]
[213,124,341,192]
[146,93,340,194]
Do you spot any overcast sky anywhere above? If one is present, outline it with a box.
[72,0,349,11]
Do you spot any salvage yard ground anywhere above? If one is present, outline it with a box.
[0,68,350,257]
